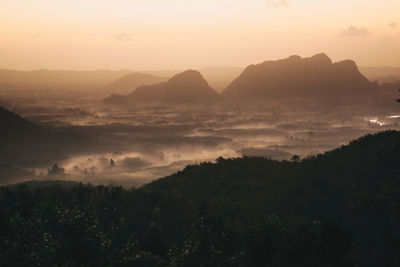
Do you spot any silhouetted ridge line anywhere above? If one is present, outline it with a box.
[222,53,377,99]
[0,69,132,91]
[104,69,220,105]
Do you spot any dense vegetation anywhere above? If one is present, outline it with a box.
[1,131,400,266]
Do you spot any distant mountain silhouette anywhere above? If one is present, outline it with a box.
[0,69,131,91]
[106,72,168,94]
[104,70,220,105]
[222,53,377,99]
[136,68,244,92]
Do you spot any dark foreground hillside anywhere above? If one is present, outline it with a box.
[1,131,400,266]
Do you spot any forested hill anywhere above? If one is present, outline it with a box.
[1,131,400,266]
[143,130,400,211]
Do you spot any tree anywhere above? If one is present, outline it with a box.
[109,159,115,167]
[48,163,65,176]
[290,154,300,162]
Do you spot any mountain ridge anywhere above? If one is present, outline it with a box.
[104,69,220,105]
[222,53,377,99]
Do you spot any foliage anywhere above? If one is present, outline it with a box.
[1,130,400,266]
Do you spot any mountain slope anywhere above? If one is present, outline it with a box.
[142,130,400,261]
[0,107,93,171]
[222,53,377,99]
[0,106,44,135]
[0,69,131,91]
[104,70,220,105]
[1,131,399,265]
[143,130,400,207]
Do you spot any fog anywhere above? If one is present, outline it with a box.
[1,87,399,187]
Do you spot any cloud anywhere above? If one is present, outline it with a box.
[340,26,370,37]
[266,0,288,7]
[113,33,133,42]
[389,22,398,29]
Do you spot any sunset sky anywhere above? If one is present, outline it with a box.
[1,0,399,70]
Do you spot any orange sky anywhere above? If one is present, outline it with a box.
[1,0,400,70]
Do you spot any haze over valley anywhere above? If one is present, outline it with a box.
[1,54,399,187]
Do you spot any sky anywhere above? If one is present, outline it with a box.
[1,0,400,70]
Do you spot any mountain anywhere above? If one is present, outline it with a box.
[106,72,168,94]
[0,69,132,91]
[222,53,377,99]
[135,67,244,92]
[104,70,220,105]
[141,131,400,265]
[144,130,400,203]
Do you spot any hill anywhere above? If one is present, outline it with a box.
[222,53,378,99]
[0,107,54,180]
[0,107,63,168]
[0,106,44,136]
[0,107,93,172]
[104,70,220,105]
[1,131,399,265]
[143,130,400,217]
[106,72,168,94]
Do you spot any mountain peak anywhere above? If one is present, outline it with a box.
[167,70,209,87]
[222,53,375,99]
[162,70,219,102]
[333,59,358,70]
[104,70,219,104]
[286,55,302,61]
[283,54,332,66]
[309,53,332,65]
